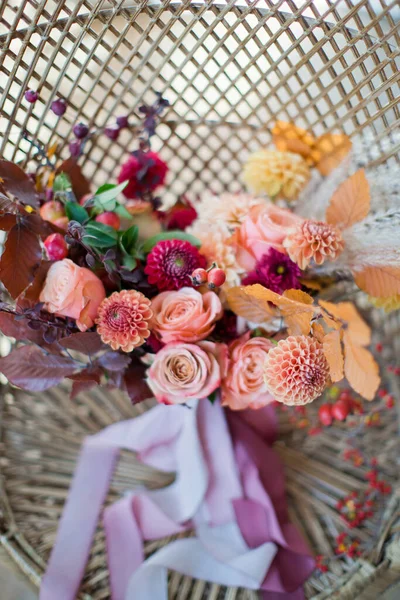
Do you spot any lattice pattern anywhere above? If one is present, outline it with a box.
[0,2,400,598]
[0,1,399,204]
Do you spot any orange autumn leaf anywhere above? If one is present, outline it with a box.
[272,121,315,159]
[312,322,326,343]
[283,289,314,305]
[226,285,276,324]
[322,330,344,382]
[311,133,352,176]
[353,265,400,298]
[326,169,370,230]
[343,331,380,401]
[227,285,315,335]
[318,300,371,346]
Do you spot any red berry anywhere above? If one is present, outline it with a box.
[378,388,387,398]
[318,403,333,426]
[40,200,65,223]
[116,115,129,128]
[331,399,350,422]
[25,89,39,103]
[44,233,68,260]
[104,126,120,140]
[191,268,208,286]
[386,396,395,409]
[51,98,67,116]
[375,343,383,353]
[69,139,81,157]
[207,267,226,289]
[73,122,89,139]
[95,211,120,230]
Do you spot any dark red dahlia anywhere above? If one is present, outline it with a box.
[144,239,206,291]
[118,151,168,199]
[242,247,301,293]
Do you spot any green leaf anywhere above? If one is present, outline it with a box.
[208,389,219,404]
[142,231,202,254]
[119,225,139,255]
[122,255,137,270]
[83,222,118,249]
[65,201,89,224]
[114,204,132,219]
[93,180,129,204]
[53,172,72,192]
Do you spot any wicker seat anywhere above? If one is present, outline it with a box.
[0,1,399,598]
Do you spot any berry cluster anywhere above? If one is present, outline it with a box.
[334,533,361,558]
[318,389,362,426]
[191,264,226,290]
[335,457,391,529]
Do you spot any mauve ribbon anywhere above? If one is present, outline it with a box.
[40,400,314,600]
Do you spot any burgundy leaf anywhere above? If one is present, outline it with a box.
[0,345,80,391]
[0,214,17,230]
[124,361,152,405]
[59,332,105,355]
[70,379,97,399]
[18,261,52,308]
[0,160,39,207]
[0,311,44,343]
[98,351,131,372]
[57,158,90,200]
[0,222,42,299]
[68,368,101,399]
[23,213,65,240]
[0,193,15,213]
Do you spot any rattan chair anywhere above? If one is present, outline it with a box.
[0,1,399,598]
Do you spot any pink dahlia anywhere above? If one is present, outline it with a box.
[284,219,344,270]
[242,247,301,293]
[118,151,168,199]
[145,240,206,291]
[96,290,153,352]
[263,335,330,405]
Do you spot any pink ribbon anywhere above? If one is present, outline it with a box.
[40,400,314,600]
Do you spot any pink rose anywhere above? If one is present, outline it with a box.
[151,287,223,344]
[147,341,227,405]
[40,259,106,331]
[221,332,274,410]
[232,203,304,271]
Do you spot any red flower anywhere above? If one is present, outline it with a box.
[158,196,197,231]
[118,151,168,199]
[144,239,207,291]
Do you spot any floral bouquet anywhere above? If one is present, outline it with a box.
[0,92,399,599]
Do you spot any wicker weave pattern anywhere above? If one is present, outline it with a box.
[0,1,400,599]
[0,1,399,203]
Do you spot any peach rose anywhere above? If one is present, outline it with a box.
[150,287,223,344]
[221,332,274,410]
[232,203,304,271]
[147,340,227,405]
[40,259,106,332]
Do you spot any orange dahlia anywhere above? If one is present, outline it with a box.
[284,219,344,269]
[96,290,153,352]
[263,335,330,406]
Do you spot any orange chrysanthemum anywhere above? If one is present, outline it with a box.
[96,290,153,352]
[263,335,330,406]
[242,150,310,201]
[284,219,344,269]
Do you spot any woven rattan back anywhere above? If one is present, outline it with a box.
[0,1,399,203]
[0,2,400,599]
